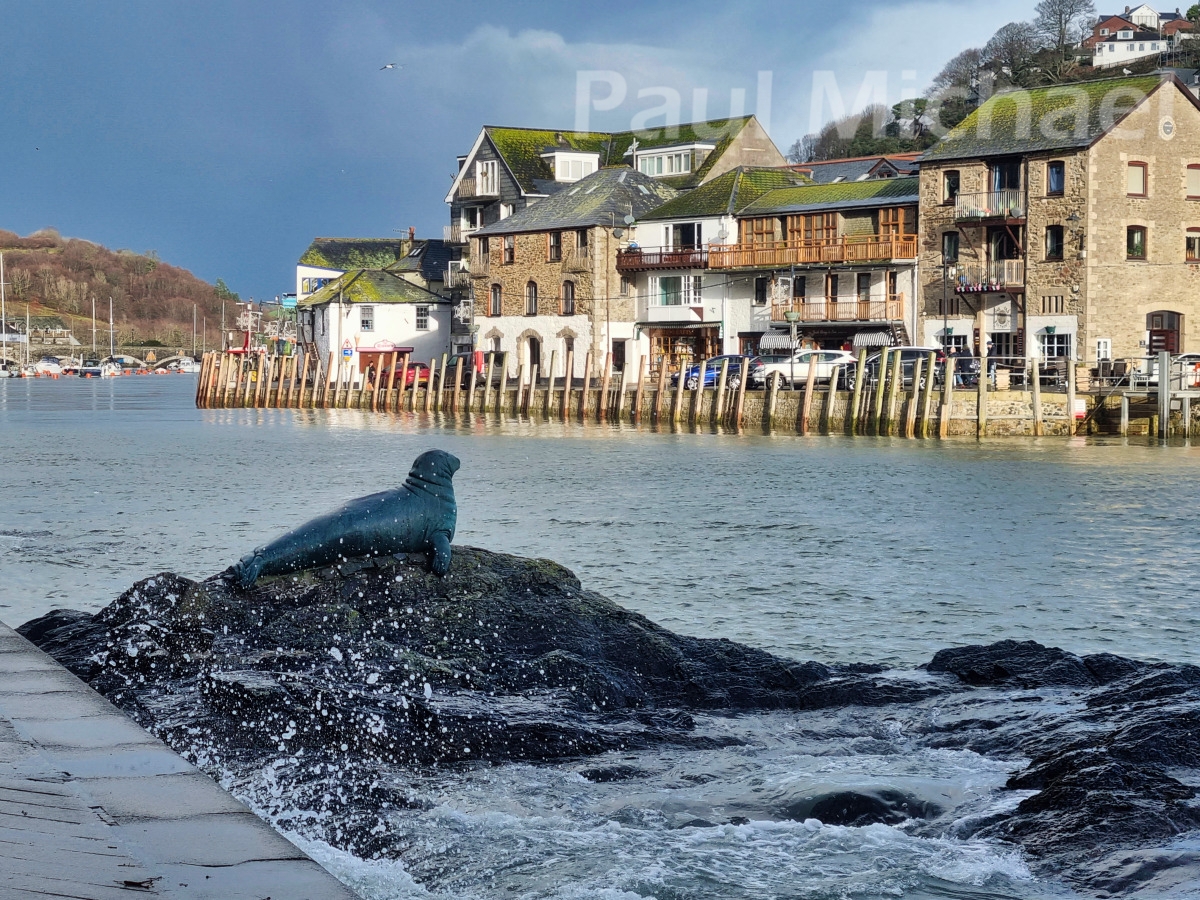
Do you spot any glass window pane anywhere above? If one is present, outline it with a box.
[1127,164,1146,195]
[1189,168,1200,197]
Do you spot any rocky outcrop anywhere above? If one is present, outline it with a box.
[20,547,1200,895]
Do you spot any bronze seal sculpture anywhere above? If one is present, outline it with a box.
[230,449,459,587]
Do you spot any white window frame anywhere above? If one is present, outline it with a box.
[359,305,374,333]
[1096,338,1113,361]
[476,159,499,196]
[415,305,430,331]
[1039,332,1073,359]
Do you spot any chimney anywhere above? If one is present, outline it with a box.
[409,226,415,243]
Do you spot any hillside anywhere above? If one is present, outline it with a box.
[0,229,236,347]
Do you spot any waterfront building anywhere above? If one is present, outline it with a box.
[297,269,453,387]
[615,167,808,369]
[470,166,678,378]
[917,73,1200,364]
[295,232,454,306]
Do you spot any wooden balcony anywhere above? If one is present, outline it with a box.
[953,260,1024,293]
[707,235,916,269]
[770,295,904,323]
[445,267,471,289]
[561,249,592,274]
[953,189,1027,222]
[616,247,709,272]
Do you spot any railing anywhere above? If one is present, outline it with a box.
[616,247,709,271]
[444,224,463,244]
[770,295,904,323]
[953,260,1025,292]
[445,267,471,289]
[456,178,478,199]
[708,235,917,269]
[470,255,491,277]
[561,249,591,273]
[953,189,1027,221]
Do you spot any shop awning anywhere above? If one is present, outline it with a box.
[356,346,415,354]
[852,331,893,348]
[758,332,798,351]
[635,322,719,332]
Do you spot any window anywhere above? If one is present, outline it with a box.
[1045,225,1065,260]
[1127,162,1148,197]
[1039,333,1072,359]
[992,332,1018,358]
[794,275,807,299]
[561,281,575,315]
[741,217,777,245]
[1047,161,1065,196]
[1188,229,1200,261]
[943,170,960,203]
[939,297,961,316]
[620,275,633,296]
[476,159,498,195]
[525,281,538,316]
[659,276,702,306]
[548,231,562,262]
[359,306,374,332]
[463,207,480,229]
[415,305,430,330]
[637,152,692,176]
[1042,295,1065,314]
[942,231,959,263]
[1128,225,1147,259]
[489,284,502,317]
[1096,338,1112,361]
[754,277,768,306]
[491,336,502,353]
[825,272,839,300]
[1100,27,1109,35]
[500,203,514,219]
[1188,165,1200,199]
[576,229,589,257]
[503,235,515,265]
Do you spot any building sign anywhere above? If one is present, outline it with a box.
[373,339,396,351]
[342,339,353,358]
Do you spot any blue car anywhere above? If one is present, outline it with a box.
[671,355,761,390]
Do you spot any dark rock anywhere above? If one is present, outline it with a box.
[786,790,941,827]
[927,639,1105,688]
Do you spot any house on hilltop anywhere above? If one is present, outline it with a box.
[917,73,1200,365]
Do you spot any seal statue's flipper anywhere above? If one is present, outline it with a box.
[430,532,452,577]
[226,450,459,586]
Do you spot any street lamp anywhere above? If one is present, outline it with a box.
[785,310,801,389]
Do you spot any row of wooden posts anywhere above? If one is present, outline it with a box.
[195,347,1076,437]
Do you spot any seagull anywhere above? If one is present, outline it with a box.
[380,63,403,70]
[1123,67,1133,75]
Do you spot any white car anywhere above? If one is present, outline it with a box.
[753,350,855,387]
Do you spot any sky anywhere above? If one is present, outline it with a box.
[1,0,1033,299]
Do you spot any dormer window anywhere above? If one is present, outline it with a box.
[542,151,599,183]
[1101,27,1109,35]
[633,142,715,177]
[475,159,499,195]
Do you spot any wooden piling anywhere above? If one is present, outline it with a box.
[871,348,889,435]
[481,353,493,414]
[211,353,226,407]
[885,351,902,436]
[561,350,573,421]
[580,352,592,420]
[734,357,749,430]
[849,349,866,434]
[319,352,332,408]
[232,355,247,407]
[599,353,612,422]
[511,364,523,416]
[1031,356,1042,436]
[544,350,557,419]
[449,357,462,415]
[653,363,667,422]
[382,352,397,412]
[939,357,955,438]
[463,357,476,415]
[800,357,817,435]
[616,363,629,423]
[767,371,780,430]
[497,353,509,417]
[919,352,936,437]
[673,364,686,424]
[714,358,730,428]
[285,354,299,408]
[424,359,437,413]
[905,357,922,439]
[634,355,647,425]
[196,353,211,406]
[1120,393,1130,436]
[524,365,537,416]
[689,359,704,426]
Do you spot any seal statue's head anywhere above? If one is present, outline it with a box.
[406,449,460,498]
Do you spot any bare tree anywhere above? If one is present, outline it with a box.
[786,135,817,164]
[1034,0,1097,52]
[983,22,1043,85]
[927,48,984,97]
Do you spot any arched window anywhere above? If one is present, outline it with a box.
[489,284,502,316]
[561,281,576,315]
[526,281,538,316]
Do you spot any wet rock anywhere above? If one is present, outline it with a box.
[786,790,942,827]
[927,639,1103,688]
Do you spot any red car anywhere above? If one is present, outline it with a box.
[375,361,430,387]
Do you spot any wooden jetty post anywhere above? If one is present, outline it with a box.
[673,363,686,424]
[481,353,493,413]
[871,348,889,435]
[714,358,730,427]
[919,352,936,437]
[939,357,955,439]
[1031,356,1042,436]
[633,355,647,425]
[599,353,612,422]
[616,362,629,423]
[496,353,510,416]
[905,357,922,439]
[210,353,226,407]
[384,352,398,412]
[653,363,667,422]
[320,352,333,408]
[1184,395,1192,439]
[512,364,524,416]
[232,356,247,407]
[885,350,902,436]
[849,349,866,434]
[1120,393,1130,435]
[424,358,437,413]
[766,371,780,430]
[689,358,704,426]
[560,349,573,421]
[451,357,464,415]
[524,364,538,416]
[544,350,557,419]
[800,356,817,435]
[580,352,592,420]
[735,357,749,430]
[196,354,211,406]
[465,355,477,414]
[286,354,301,408]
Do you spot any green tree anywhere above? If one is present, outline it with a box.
[215,278,240,302]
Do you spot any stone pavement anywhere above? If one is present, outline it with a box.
[0,621,360,899]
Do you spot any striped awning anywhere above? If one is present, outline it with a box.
[758,332,797,351]
[852,331,893,348]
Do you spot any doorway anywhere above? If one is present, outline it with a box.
[612,340,626,372]
[528,336,541,370]
[1148,310,1182,354]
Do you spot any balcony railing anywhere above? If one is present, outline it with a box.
[770,295,904,323]
[561,249,591,273]
[456,177,479,199]
[708,235,916,269]
[444,224,462,243]
[953,189,1027,221]
[953,260,1025,293]
[616,247,709,272]
[445,267,471,289]
[470,255,491,277]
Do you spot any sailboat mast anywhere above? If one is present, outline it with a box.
[109,297,114,358]
[0,252,7,367]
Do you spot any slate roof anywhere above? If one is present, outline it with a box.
[739,176,919,216]
[297,270,448,309]
[639,167,810,220]
[921,75,1183,162]
[792,154,920,184]
[384,239,455,283]
[298,238,405,270]
[473,167,680,237]
[480,116,758,194]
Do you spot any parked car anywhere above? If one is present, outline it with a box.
[671,355,761,390]
[445,350,487,387]
[752,350,855,388]
[844,347,947,391]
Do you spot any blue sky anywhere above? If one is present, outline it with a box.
[1,0,1031,299]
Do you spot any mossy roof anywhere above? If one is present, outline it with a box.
[384,240,454,282]
[298,238,403,270]
[483,116,756,194]
[474,167,680,237]
[640,167,812,220]
[297,270,447,309]
[739,176,919,216]
[921,75,1178,162]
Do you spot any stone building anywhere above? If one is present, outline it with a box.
[470,167,678,378]
[918,73,1200,365]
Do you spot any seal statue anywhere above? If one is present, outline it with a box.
[230,449,459,588]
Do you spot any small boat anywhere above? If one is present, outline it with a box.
[0,363,12,379]
[175,357,201,374]
[33,356,63,376]
[78,358,103,378]
[100,360,122,378]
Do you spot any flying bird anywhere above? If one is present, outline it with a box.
[380,63,403,70]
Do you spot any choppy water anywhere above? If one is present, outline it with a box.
[4,375,1200,898]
